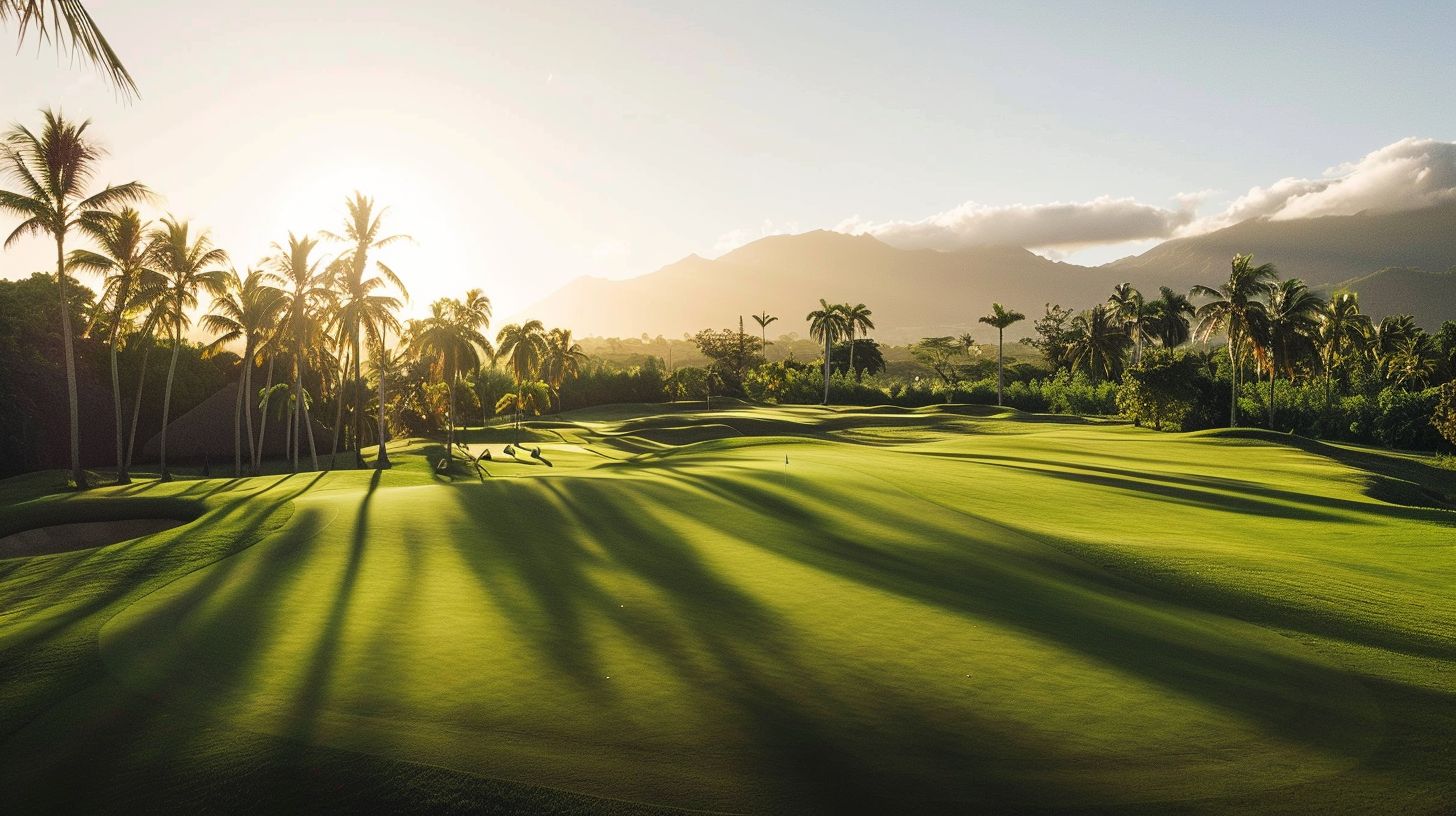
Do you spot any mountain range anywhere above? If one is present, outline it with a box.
[519,203,1456,343]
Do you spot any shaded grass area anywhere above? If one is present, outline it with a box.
[2,403,1455,813]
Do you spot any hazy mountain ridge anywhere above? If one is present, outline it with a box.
[518,206,1456,341]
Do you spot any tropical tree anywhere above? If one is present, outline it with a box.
[148,217,227,480]
[0,110,148,487]
[495,380,553,442]
[1147,286,1196,348]
[1107,283,1153,365]
[1066,305,1131,384]
[978,303,1025,405]
[322,193,410,468]
[752,311,778,349]
[202,268,285,476]
[494,319,547,436]
[415,297,493,458]
[1,1,135,95]
[543,327,588,411]
[270,232,332,472]
[1317,290,1373,411]
[1256,278,1323,428]
[839,303,875,380]
[67,206,158,483]
[806,299,846,405]
[1371,314,1420,383]
[366,322,407,468]
[1192,254,1277,427]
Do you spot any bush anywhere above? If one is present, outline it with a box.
[1117,351,1199,430]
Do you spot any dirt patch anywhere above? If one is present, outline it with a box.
[0,519,187,559]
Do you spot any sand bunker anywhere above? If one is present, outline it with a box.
[0,519,187,559]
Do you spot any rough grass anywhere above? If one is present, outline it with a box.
[1,404,1454,814]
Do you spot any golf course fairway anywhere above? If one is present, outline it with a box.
[1,403,1453,814]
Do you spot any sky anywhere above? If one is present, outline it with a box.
[3,0,1455,320]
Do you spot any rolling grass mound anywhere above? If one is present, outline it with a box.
[1,404,1454,814]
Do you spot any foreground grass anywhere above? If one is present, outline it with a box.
[1,404,1454,813]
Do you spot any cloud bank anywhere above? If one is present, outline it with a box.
[821,137,1456,253]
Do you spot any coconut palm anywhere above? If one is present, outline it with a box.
[806,299,846,405]
[366,322,407,469]
[1192,254,1277,427]
[1148,286,1195,348]
[415,298,494,457]
[839,303,875,380]
[1371,314,1420,383]
[67,207,159,483]
[1257,278,1323,429]
[1386,334,1438,389]
[269,232,333,472]
[1317,291,1372,411]
[1066,305,1130,384]
[543,327,588,411]
[752,311,778,350]
[495,320,548,441]
[201,268,285,476]
[978,303,1026,406]
[147,217,228,480]
[1107,283,1152,365]
[322,193,411,468]
[0,110,148,487]
[2,1,135,96]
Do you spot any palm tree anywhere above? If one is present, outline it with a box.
[1371,314,1420,383]
[1317,291,1372,412]
[202,268,285,477]
[67,207,158,484]
[1,1,136,96]
[1066,305,1130,384]
[366,323,406,469]
[752,311,778,351]
[495,381,552,437]
[1107,283,1148,365]
[148,217,228,480]
[1192,254,1277,427]
[543,327,588,412]
[322,193,411,468]
[494,320,548,442]
[840,303,875,380]
[1148,286,1195,348]
[978,303,1026,406]
[1257,278,1323,429]
[0,110,148,487]
[806,299,846,405]
[1386,334,1438,389]
[415,298,493,456]
[269,232,332,473]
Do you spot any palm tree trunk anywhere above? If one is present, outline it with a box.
[243,342,256,475]
[254,353,274,474]
[329,343,348,469]
[822,335,831,405]
[1268,347,1277,430]
[126,337,152,472]
[109,315,130,484]
[56,236,88,489]
[1228,336,1239,427]
[996,327,1005,406]
[299,360,320,471]
[848,328,856,381]
[232,346,246,477]
[159,327,182,480]
[291,359,302,473]
[376,358,391,469]
[353,326,364,469]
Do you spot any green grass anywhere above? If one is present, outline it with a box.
[2,404,1454,813]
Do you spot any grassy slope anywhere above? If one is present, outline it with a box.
[1,404,1454,814]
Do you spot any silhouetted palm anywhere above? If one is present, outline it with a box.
[752,311,778,350]
[978,303,1025,405]
[1257,278,1323,429]
[269,232,332,472]
[148,217,227,480]
[1066,305,1129,384]
[2,1,135,95]
[1192,254,1277,427]
[806,299,846,405]
[1317,291,1372,411]
[415,298,493,457]
[0,110,148,486]
[840,303,875,380]
[543,327,588,411]
[203,268,285,476]
[495,380,552,444]
[1148,286,1195,348]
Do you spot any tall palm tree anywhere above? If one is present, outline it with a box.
[1,1,136,96]
[1148,286,1196,348]
[495,380,552,438]
[1386,334,1438,389]
[1257,278,1323,429]
[366,322,406,469]
[1371,314,1420,383]
[321,193,411,468]
[839,303,875,380]
[752,311,778,351]
[494,320,547,442]
[415,298,493,457]
[543,327,588,412]
[806,299,846,405]
[67,206,158,484]
[1192,254,1277,427]
[269,232,332,473]
[1107,283,1149,365]
[1066,305,1130,384]
[0,110,148,487]
[978,303,1026,406]
[202,268,285,477]
[1317,290,1372,412]
[147,217,227,480]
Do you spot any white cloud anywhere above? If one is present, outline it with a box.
[1188,137,1456,233]
[835,195,1199,252]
